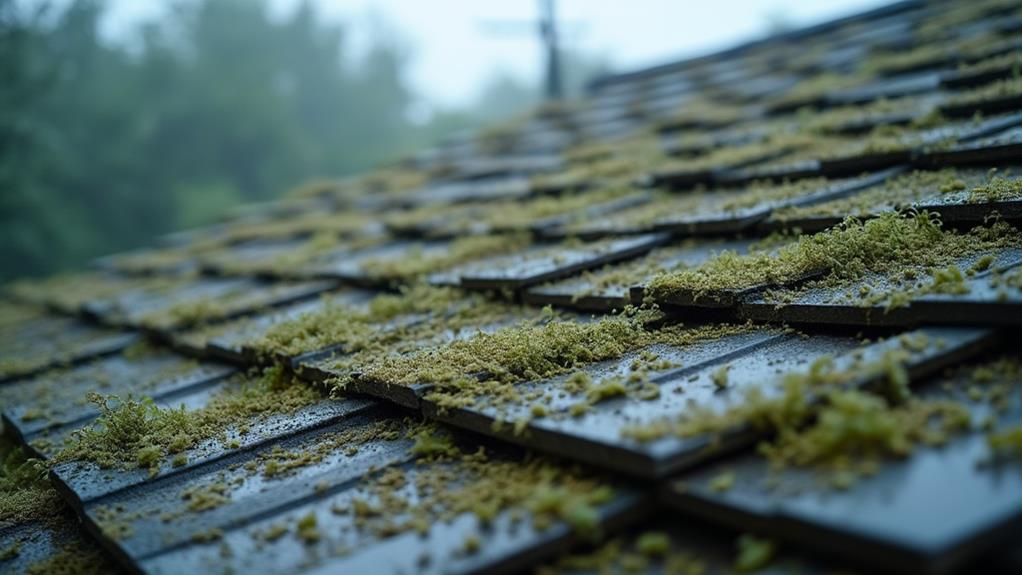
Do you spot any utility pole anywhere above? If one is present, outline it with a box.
[479,0,567,102]
[539,0,562,100]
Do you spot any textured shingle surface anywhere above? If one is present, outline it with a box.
[4,1,1022,573]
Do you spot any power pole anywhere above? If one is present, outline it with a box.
[539,0,562,100]
[479,0,567,102]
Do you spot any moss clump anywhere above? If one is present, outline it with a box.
[800,96,931,135]
[711,364,731,389]
[948,77,1022,108]
[25,544,109,575]
[296,513,320,543]
[408,428,459,459]
[709,470,735,492]
[56,367,321,474]
[252,285,469,357]
[967,175,1022,203]
[927,266,970,295]
[987,425,1022,457]
[623,348,975,486]
[353,308,751,412]
[389,186,638,236]
[757,390,970,485]
[635,531,670,557]
[734,535,776,572]
[5,272,178,315]
[339,432,615,544]
[0,438,63,529]
[648,212,1022,301]
[536,533,708,575]
[181,482,230,512]
[359,233,531,280]
[658,133,815,174]
[772,168,999,222]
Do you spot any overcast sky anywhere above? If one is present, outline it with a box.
[103,0,890,110]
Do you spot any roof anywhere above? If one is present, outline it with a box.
[3,0,1022,573]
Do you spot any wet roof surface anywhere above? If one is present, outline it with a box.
[4,1,1022,573]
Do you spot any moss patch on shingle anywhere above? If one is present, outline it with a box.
[647,212,1022,301]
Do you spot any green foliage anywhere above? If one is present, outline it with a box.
[0,0,539,282]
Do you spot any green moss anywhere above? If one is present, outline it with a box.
[757,390,970,483]
[988,424,1022,457]
[5,272,178,315]
[252,285,469,357]
[773,169,1001,222]
[800,96,932,135]
[956,50,1022,76]
[927,266,970,295]
[972,254,997,272]
[341,440,614,544]
[734,535,776,572]
[0,542,19,560]
[769,72,860,110]
[537,535,708,575]
[648,212,1022,301]
[190,528,224,543]
[55,367,321,473]
[0,437,63,528]
[359,233,532,280]
[635,531,670,557]
[711,364,731,389]
[181,482,230,512]
[967,176,1022,203]
[587,380,629,403]
[949,77,1022,108]
[389,186,638,236]
[296,513,320,543]
[25,544,109,575]
[408,428,459,459]
[709,470,735,492]
[353,308,751,413]
[658,133,815,174]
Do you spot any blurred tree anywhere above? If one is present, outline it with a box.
[0,0,427,281]
[0,0,605,282]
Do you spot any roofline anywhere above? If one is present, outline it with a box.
[586,0,924,92]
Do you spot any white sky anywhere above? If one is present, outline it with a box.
[102,0,890,110]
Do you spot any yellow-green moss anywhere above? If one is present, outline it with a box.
[340,430,615,543]
[988,424,1022,456]
[353,308,751,412]
[0,437,63,528]
[359,233,531,280]
[252,285,467,357]
[648,212,1022,300]
[949,77,1022,108]
[773,169,1001,222]
[734,534,776,572]
[55,367,320,473]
